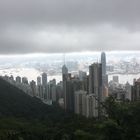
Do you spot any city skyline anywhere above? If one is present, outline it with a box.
[2,51,138,118]
[0,1,140,139]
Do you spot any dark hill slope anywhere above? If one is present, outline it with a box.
[0,77,64,120]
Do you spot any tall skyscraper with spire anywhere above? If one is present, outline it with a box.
[101,52,108,99]
[62,53,68,110]
[101,52,106,77]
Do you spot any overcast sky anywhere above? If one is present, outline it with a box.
[0,0,140,54]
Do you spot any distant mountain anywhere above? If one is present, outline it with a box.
[0,77,64,120]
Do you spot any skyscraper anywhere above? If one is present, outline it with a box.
[62,64,68,110]
[22,77,28,84]
[62,65,68,79]
[42,73,47,99]
[101,52,106,77]
[42,73,47,87]
[132,79,140,101]
[88,63,103,117]
[101,52,108,99]
[37,76,41,86]
[37,76,43,98]
[89,63,102,95]
[74,90,87,115]
[30,80,37,97]
[16,76,21,84]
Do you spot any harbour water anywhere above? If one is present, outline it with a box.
[0,68,140,85]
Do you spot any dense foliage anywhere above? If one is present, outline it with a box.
[0,78,140,140]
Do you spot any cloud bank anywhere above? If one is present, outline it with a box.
[0,0,140,54]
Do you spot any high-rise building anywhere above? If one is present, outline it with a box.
[101,52,108,99]
[88,63,102,117]
[89,63,102,95]
[63,67,82,111]
[37,76,43,98]
[16,76,21,84]
[101,52,106,76]
[86,94,98,118]
[51,85,57,102]
[47,79,56,101]
[30,80,37,97]
[62,64,68,110]
[74,90,87,115]
[22,77,28,84]
[42,73,47,87]
[37,76,41,85]
[113,76,119,83]
[42,73,47,99]
[125,82,132,101]
[9,75,14,81]
[132,79,140,101]
[56,81,63,101]
[62,65,68,76]
[79,71,87,81]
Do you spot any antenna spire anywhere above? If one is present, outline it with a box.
[63,53,66,65]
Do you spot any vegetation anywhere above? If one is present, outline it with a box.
[0,78,140,140]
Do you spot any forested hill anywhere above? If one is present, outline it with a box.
[0,77,140,140]
[0,77,64,120]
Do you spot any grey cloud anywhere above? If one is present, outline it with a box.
[0,0,140,54]
[0,24,140,54]
[0,0,140,27]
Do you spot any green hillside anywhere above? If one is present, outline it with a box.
[0,77,64,120]
[0,77,140,140]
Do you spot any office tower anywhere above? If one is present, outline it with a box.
[74,90,87,115]
[30,80,37,97]
[56,81,63,101]
[22,77,28,84]
[88,63,102,117]
[9,75,14,81]
[62,64,68,110]
[37,76,41,85]
[62,64,68,83]
[63,74,73,111]
[37,76,43,98]
[86,94,98,118]
[74,90,100,118]
[101,52,106,77]
[42,73,47,99]
[79,71,87,81]
[42,73,47,87]
[125,82,132,101]
[132,79,140,101]
[16,76,21,84]
[47,79,56,101]
[63,71,82,111]
[51,85,57,102]
[89,63,102,95]
[113,76,119,83]
[101,52,108,99]
[81,75,89,92]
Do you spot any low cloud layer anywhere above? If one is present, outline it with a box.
[0,0,140,54]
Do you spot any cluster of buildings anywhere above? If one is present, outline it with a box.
[107,58,140,74]
[1,52,140,118]
[109,75,140,102]
[62,52,108,118]
[2,73,63,105]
